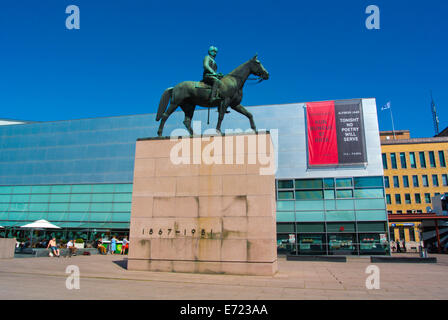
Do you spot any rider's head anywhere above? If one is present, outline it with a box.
[208,46,218,57]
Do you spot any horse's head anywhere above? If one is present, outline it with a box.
[249,54,269,80]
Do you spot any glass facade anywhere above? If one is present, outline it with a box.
[276,176,389,256]
[1,99,388,255]
[0,183,132,228]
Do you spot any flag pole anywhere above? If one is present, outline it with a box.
[389,103,396,139]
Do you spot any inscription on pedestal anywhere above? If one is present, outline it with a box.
[127,133,278,276]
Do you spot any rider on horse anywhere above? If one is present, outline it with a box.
[202,46,229,113]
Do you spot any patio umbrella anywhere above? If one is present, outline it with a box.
[20,220,61,247]
[21,220,61,229]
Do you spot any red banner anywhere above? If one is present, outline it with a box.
[306,101,338,165]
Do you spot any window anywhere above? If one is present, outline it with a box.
[278,191,294,199]
[402,176,409,188]
[353,188,384,198]
[412,175,419,187]
[382,154,388,169]
[335,178,353,188]
[422,175,429,187]
[419,152,426,168]
[295,190,323,200]
[393,176,399,188]
[395,194,401,204]
[390,153,397,169]
[409,228,415,241]
[295,179,322,189]
[432,175,439,187]
[415,193,421,204]
[409,152,417,168]
[386,194,391,204]
[336,190,353,198]
[425,193,431,204]
[439,151,446,167]
[400,153,407,169]
[323,178,334,189]
[353,177,383,188]
[397,210,403,214]
[442,174,448,187]
[429,151,436,168]
[405,194,411,204]
[398,227,405,241]
[276,223,295,233]
[384,176,390,188]
[278,180,294,189]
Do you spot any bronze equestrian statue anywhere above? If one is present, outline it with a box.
[156,49,269,136]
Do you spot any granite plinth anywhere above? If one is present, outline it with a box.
[128,133,277,276]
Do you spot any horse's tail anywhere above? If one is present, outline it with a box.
[156,87,173,121]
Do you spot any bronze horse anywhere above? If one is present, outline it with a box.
[156,55,269,136]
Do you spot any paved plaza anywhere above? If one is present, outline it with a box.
[0,254,447,300]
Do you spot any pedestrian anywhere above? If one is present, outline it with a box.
[47,237,60,257]
[402,240,407,253]
[121,237,129,255]
[95,238,107,255]
[110,235,117,255]
[396,240,401,253]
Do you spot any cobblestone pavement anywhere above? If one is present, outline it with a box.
[0,254,447,300]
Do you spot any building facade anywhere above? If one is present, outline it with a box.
[0,98,389,255]
[381,130,448,250]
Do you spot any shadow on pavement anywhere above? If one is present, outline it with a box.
[113,259,128,270]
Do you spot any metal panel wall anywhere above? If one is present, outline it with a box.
[0,98,383,185]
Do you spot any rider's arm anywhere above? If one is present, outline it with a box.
[203,56,216,75]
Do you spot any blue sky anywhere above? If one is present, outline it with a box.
[1,0,447,138]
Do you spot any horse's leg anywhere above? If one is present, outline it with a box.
[181,104,195,135]
[230,104,256,132]
[215,99,229,134]
[157,102,179,136]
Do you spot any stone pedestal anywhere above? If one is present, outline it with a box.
[127,132,277,276]
[0,238,16,259]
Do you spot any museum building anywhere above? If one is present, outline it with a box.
[0,98,390,255]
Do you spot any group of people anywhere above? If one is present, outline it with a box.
[44,235,130,258]
[94,236,129,255]
[46,237,77,258]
